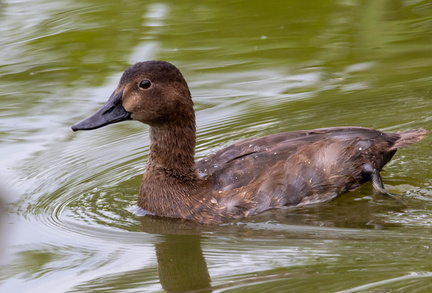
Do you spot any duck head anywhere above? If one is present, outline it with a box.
[71,60,193,131]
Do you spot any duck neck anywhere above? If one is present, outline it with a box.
[147,117,198,181]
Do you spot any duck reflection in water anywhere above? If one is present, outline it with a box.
[138,195,405,292]
[71,61,428,224]
[139,216,211,292]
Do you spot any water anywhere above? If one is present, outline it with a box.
[1,0,432,292]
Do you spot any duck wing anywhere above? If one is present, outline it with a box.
[196,127,399,193]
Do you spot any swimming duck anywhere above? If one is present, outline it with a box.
[72,61,428,224]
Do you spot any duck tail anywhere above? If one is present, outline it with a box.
[390,128,429,150]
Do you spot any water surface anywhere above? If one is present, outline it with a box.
[1,0,432,292]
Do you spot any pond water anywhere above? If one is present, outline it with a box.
[1,0,432,292]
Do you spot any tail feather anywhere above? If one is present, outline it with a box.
[390,128,429,150]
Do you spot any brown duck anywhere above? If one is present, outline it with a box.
[72,61,428,224]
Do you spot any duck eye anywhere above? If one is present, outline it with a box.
[138,79,151,89]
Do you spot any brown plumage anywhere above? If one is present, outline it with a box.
[71,61,428,224]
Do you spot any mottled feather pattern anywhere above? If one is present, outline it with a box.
[197,127,424,220]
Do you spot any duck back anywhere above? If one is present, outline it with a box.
[197,127,426,217]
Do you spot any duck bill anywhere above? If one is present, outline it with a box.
[71,90,131,131]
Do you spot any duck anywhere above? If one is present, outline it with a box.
[72,60,428,224]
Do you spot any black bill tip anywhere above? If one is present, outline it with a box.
[71,90,131,132]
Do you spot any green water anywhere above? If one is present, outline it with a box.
[1,0,432,292]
